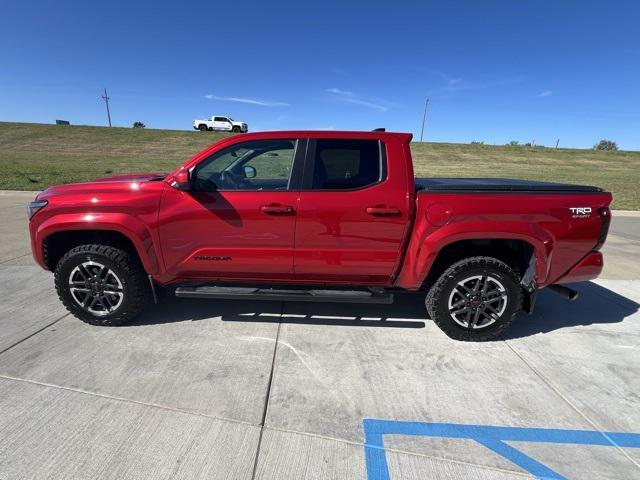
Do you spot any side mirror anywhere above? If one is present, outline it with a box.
[170,167,191,191]
[243,165,257,179]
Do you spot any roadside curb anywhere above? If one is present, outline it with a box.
[0,190,40,196]
[612,210,640,217]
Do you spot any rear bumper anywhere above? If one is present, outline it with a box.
[554,251,603,284]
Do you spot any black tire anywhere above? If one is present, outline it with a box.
[426,256,522,341]
[54,244,150,326]
[198,124,207,131]
[232,126,241,133]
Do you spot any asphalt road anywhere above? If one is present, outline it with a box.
[1,191,639,480]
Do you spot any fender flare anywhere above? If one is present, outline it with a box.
[36,212,160,274]
[395,220,554,290]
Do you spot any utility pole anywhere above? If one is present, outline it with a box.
[419,97,430,142]
[555,138,560,149]
[101,88,112,127]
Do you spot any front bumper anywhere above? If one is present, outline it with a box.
[554,251,603,284]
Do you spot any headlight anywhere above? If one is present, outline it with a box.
[27,199,48,219]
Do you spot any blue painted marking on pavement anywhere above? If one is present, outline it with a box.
[476,438,566,480]
[362,419,640,480]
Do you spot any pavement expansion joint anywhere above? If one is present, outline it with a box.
[250,301,284,480]
[503,340,640,472]
[0,373,257,428]
[0,313,69,356]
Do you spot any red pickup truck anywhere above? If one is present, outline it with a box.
[28,130,612,340]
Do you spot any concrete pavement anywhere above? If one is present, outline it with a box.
[1,191,639,479]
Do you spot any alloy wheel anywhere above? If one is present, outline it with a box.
[447,275,508,329]
[68,261,124,316]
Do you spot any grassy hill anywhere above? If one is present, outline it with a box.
[1,122,638,209]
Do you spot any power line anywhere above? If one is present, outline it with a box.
[419,97,429,142]
[101,87,112,127]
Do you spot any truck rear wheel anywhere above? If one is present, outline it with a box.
[426,256,522,341]
[198,124,207,131]
[54,244,150,326]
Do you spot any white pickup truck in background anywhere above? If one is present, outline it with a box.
[193,116,248,133]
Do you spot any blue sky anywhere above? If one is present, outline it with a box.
[1,0,639,149]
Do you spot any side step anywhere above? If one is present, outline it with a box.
[174,286,394,304]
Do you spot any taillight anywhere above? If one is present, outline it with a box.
[593,207,611,251]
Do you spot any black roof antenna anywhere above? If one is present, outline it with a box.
[372,128,386,132]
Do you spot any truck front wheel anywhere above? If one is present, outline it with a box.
[426,256,522,341]
[232,126,241,133]
[54,244,150,326]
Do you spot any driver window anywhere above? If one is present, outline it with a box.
[193,139,297,191]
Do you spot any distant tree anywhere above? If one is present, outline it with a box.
[133,121,146,129]
[594,139,618,151]
[470,141,484,145]
[524,142,532,147]
[508,140,519,146]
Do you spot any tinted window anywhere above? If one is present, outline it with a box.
[311,139,382,190]
[193,139,297,191]
[214,117,227,122]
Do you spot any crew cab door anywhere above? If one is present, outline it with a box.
[212,116,229,130]
[294,137,412,285]
[159,138,305,281]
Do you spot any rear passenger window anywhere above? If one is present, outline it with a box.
[311,139,383,190]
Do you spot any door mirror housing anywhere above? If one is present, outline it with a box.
[170,167,191,191]
[243,165,257,179]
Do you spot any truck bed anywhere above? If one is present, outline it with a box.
[415,177,604,193]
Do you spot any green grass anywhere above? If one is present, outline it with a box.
[1,122,638,209]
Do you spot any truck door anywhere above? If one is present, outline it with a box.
[213,117,229,130]
[293,138,411,285]
[159,138,305,281]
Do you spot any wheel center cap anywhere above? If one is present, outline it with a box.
[470,298,482,307]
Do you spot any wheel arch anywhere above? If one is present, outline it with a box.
[37,214,160,274]
[43,229,150,273]
[395,219,553,290]
[420,238,535,291]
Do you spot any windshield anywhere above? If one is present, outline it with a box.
[227,117,234,122]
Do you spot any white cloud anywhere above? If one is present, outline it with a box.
[422,68,526,96]
[437,71,463,85]
[204,94,290,107]
[538,90,553,97]
[325,87,354,96]
[341,97,388,112]
[325,88,393,112]
[424,69,463,86]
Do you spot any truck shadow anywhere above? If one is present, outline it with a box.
[132,282,638,339]
[502,281,639,340]
[132,292,428,329]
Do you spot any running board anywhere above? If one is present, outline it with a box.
[174,286,394,304]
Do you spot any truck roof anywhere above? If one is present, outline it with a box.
[228,130,413,142]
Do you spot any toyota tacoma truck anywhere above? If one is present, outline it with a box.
[193,115,248,133]
[28,130,612,341]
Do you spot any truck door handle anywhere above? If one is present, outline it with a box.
[260,204,295,215]
[366,206,401,216]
